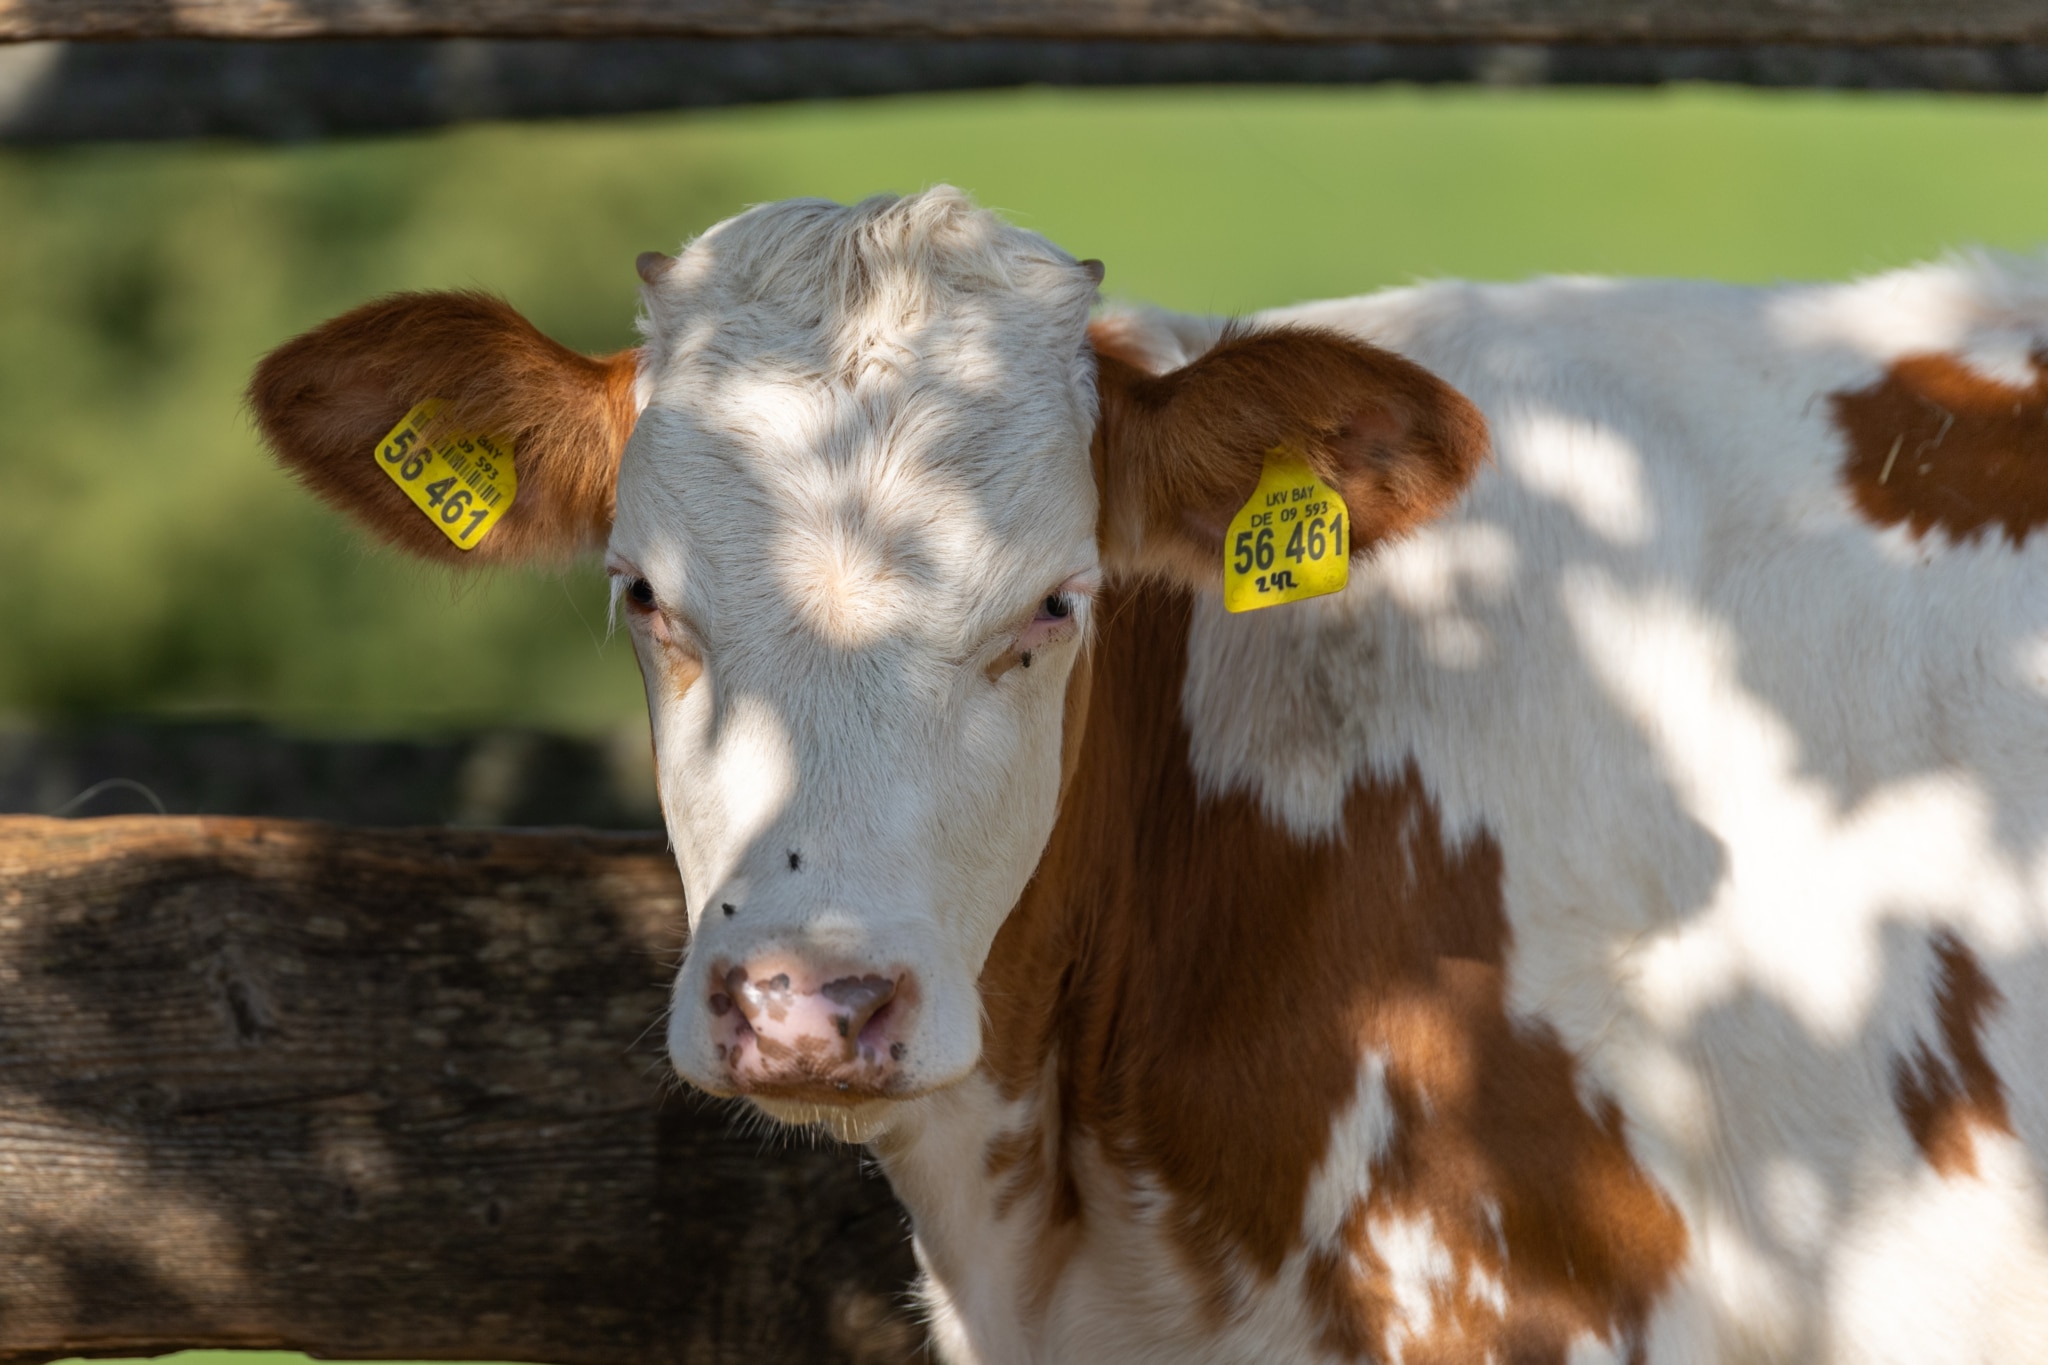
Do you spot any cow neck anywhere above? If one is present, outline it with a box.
[973,578,1688,1361]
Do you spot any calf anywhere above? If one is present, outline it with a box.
[252,188,2048,1364]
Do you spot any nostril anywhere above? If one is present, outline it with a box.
[820,974,894,1007]
[860,997,902,1057]
[821,973,894,1014]
[820,973,897,1039]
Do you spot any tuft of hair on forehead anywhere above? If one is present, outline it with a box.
[643,187,1101,367]
[725,188,1070,302]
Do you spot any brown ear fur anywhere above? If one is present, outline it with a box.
[249,291,640,565]
[1091,321,1489,585]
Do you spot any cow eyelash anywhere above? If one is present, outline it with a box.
[607,569,685,641]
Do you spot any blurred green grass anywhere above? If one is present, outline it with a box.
[4,85,2047,735]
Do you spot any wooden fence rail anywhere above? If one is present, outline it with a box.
[6,0,2048,45]
[9,38,2048,146]
[0,816,922,1365]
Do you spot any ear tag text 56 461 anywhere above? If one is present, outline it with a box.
[1223,446,1349,613]
[373,399,517,551]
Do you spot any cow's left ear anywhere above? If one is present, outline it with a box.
[249,290,640,566]
[1090,321,1489,586]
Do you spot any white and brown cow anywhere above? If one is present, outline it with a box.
[252,188,2048,1364]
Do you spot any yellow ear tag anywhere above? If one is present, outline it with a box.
[1223,446,1350,613]
[372,399,517,551]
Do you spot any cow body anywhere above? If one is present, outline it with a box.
[249,194,2048,1364]
[891,264,2048,1365]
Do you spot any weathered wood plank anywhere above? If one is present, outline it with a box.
[0,816,923,1365]
[8,38,2048,147]
[4,0,2047,45]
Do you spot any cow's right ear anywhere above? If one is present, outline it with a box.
[1089,319,1489,587]
[249,291,640,565]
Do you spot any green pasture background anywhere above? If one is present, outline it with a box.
[5,84,2048,738]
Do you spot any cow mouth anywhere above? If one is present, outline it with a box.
[725,1051,904,1105]
[747,1093,900,1144]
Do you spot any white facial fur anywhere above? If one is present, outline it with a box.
[609,190,1103,1124]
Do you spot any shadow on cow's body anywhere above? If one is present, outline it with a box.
[252,190,2048,1365]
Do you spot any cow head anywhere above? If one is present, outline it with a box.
[251,188,1486,1139]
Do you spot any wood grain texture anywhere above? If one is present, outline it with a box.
[0,816,923,1365]
[4,0,2047,44]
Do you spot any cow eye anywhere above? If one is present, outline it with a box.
[626,578,656,610]
[1040,594,1071,620]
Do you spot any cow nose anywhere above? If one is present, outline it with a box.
[708,963,908,1101]
[728,968,895,1037]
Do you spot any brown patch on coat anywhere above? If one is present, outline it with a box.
[1831,350,2048,549]
[977,581,1686,1361]
[1893,931,2013,1178]
[1089,321,1491,587]
[250,290,640,565]
[1306,962,1686,1364]
[1054,644,1094,812]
